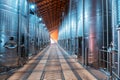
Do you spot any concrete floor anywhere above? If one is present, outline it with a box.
[8,44,97,80]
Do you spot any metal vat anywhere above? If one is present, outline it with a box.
[0,0,28,67]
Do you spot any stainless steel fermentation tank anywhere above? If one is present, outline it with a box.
[75,0,112,67]
[81,0,112,67]
[0,0,28,67]
[29,14,50,56]
[112,0,120,78]
[29,14,38,56]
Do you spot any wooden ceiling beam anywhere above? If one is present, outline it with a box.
[37,0,58,8]
[29,0,44,3]
[37,6,62,14]
[37,0,53,8]
[29,0,69,32]
[37,3,61,13]
[38,11,60,17]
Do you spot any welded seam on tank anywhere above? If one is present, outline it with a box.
[58,46,82,80]
[0,8,24,15]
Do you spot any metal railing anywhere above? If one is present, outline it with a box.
[98,48,120,79]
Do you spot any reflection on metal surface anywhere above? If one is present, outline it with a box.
[0,0,28,67]
[58,0,120,79]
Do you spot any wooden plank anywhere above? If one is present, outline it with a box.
[27,49,50,80]
[8,47,49,80]
[8,53,42,80]
[8,44,97,80]
[58,51,77,80]
[65,54,97,80]
[58,45,97,80]
[44,72,62,80]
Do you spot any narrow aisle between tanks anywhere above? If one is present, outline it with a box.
[8,43,97,80]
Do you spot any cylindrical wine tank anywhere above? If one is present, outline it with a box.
[0,0,28,67]
[29,14,38,56]
[83,0,112,67]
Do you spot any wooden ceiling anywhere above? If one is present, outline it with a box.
[29,0,69,32]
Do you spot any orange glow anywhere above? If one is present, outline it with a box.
[50,29,58,42]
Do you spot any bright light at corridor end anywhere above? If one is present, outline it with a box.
[50,38,56,44]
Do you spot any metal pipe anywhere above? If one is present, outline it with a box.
[17,0,20,65]
[112,0,115,69]
[82,0,85,65]
[117,0,120,77]
[102,0,104,42]
[75,0,78,57]
[27,0,30,57]
[117,27,120,78]
[69,0,72,55]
